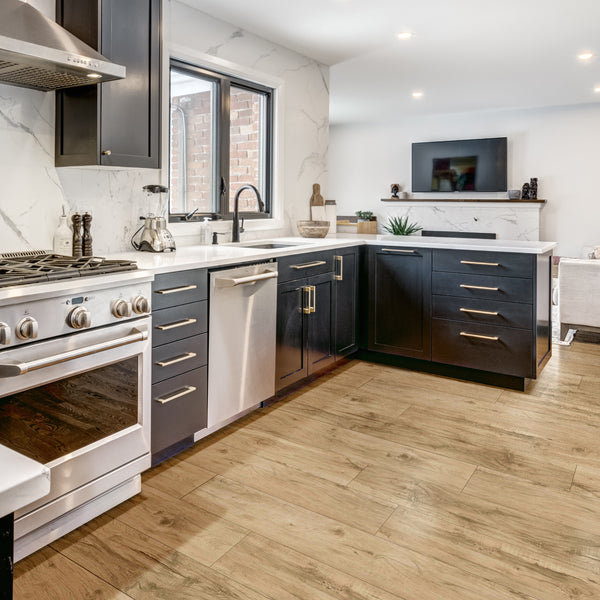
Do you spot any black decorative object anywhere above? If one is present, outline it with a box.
[521,182,530,200]
[390,184,401,199]
[529,178,538,200]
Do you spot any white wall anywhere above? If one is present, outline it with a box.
[329,102,600,257]
[0,0,329,254]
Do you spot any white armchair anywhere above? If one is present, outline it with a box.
[557,258,600,339]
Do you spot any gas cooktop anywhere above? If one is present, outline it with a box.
[0,252,138,288]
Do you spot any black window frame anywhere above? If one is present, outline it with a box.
[168,59,274,223]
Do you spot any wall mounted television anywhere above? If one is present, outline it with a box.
[411,137,507,192]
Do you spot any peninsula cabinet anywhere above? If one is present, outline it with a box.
[276,251,336,391]
[366,245,432,360]
[55,0,161,168]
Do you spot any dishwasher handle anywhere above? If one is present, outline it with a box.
[214,270,278,288]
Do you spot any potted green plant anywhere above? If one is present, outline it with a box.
[383,215,422,236]
[355,210,373,222]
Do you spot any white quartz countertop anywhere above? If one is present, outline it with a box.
[108,234,557,274]
[0,445,50,518]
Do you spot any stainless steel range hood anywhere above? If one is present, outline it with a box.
[0,0,125,92]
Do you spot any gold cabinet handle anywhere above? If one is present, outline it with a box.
[334,255,343,281]
[155,284,198,295]
[381,248,415,253]
[459,308,499,316]
[290,260,327,270]
[460,260,499,266]
[155,318,197,331]
[155,352,197,367]
[310,285,316,313]
[102,150,112,156]
[302,286,311,314]
[460,332,500,341]
[155,385,197,404]
[460,284,499,291]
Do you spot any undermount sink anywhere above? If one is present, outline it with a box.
[238,242,301,249]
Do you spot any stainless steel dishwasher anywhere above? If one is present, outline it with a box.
[207,262,278,428]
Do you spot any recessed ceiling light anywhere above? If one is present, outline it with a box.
[578,52,594,60]
[397,32,413,40]
[412,91,423,98]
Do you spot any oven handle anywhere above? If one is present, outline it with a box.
[0,328,149,378]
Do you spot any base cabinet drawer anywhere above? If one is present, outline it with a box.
[152,334,207,383]
[152,301,207,347]
[432,272,533,304]
[277,251,335,284]
[432,319,533,378]
[432,296,533,330]
[152,269,207,310]
[433,250,534,278]
[151,367,207,454]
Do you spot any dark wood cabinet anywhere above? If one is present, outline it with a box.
[367,246,432,360]
[275,255,336,391]
[55,0,161,168]
[334,247,359,357]
[0,513,12,600]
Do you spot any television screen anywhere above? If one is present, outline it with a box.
[412,137,507,192]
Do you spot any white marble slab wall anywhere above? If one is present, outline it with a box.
[377,202,542,241]
[0,0,329,254]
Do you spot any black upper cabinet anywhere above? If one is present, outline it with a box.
[334,247,359,357]
[55,0,161,168]
[367,246,432,360]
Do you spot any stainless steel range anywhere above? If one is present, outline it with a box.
[0,252,152,560]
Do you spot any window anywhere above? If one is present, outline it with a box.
[169,59,273,221]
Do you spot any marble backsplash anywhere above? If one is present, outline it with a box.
[0,0,329,255]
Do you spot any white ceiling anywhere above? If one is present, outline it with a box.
[179,0,600,123]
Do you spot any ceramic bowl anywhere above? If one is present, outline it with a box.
[296,220,330,238]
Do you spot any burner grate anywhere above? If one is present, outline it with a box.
[0,253,138,288]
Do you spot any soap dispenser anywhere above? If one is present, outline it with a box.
[199,216,212,246]
[53,206,73,256]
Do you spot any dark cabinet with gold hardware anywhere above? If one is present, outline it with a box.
[366,246,432,360]
[276,252,336,391]
[55,0,160,168]
[334,247,360,357]
[0,513,12,599]
[151,269,208,464]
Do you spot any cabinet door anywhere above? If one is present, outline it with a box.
[307,272,336,375]
[367,246,432,360]
[276,280,308,391]
[334,248,359,357]
[100,0,160,167]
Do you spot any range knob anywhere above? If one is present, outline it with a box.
[16,316,38,340]
[112,299,132,319]
[0,322,11,345]
[67,306,92,329]
[131,295,150,314]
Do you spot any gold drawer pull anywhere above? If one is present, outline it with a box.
[156,352,197,367]
[460,260,499,267]
[381,248,415,253]
[290,260,327,270]
[460,332,500,341]
[460,308,499,316]
[460,284,499,291]
[155,318,197,331]
[155,385,197,404]
[334,255,343,281]
[156,284,198,295]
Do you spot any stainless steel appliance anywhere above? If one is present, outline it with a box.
[0,0,125,92]
[0,253,152,560]
[207,263,277,428]
[131,215,176,253]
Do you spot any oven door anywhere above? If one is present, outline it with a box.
[0,317,151,521]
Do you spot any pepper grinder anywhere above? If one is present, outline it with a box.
[82,212,93,256]
[72,212,83,258]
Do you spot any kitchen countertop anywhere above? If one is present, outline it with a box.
[0,446,50,519]
[108,234,557,274]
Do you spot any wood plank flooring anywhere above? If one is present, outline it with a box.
[13,342,600,599]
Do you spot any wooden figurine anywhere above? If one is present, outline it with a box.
[310,183,325,220]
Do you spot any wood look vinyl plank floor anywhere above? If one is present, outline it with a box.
[13,343,600,600]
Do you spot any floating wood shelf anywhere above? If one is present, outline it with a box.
[380,198,546,203]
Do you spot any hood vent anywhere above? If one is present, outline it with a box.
[0,0,125,92]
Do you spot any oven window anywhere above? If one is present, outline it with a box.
[0,358,138,464]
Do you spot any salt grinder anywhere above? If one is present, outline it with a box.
[72,213,83,257]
